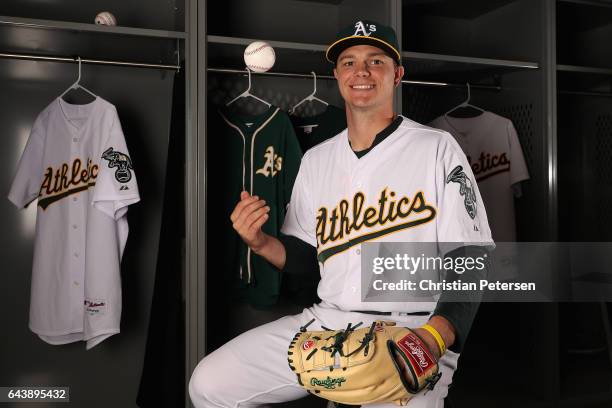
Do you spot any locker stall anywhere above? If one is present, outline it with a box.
[557,1,612,406]
[0,1,189,408]
[400,1,552,407]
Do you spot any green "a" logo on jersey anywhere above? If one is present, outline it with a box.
[256,146,283,177]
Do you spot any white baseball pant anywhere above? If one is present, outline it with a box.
[189,302,459,408]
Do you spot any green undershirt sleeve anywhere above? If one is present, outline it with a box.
[433,245,490,353]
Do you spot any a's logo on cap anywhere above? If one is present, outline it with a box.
[354,21,376,37]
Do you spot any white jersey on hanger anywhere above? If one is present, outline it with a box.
[430,112,529,280]
[282,116,493,313]
[430,111,529,242]
[8,97,140,349]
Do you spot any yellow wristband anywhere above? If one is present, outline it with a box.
[421,324,446,355]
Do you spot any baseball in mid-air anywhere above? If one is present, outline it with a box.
[95,11,117,26]
[244,41,275,73]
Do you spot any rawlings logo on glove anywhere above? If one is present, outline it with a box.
[398,332,437,373]
[310,376,347,389]
[287,320,441,406]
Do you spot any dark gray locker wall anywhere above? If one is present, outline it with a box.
[0,0,184,31]
[0,59,174,408]
[208,0,340,43]
[207,0,391,44]
[557,1,612,68]
[403,0,541,61]
[558,94,612,242]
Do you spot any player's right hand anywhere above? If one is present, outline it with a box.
[230,191,271,252]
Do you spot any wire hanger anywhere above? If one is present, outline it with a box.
[226,67,271,107]
[60,57,97,100]
[444,83,485,118]
[289,71,329,114]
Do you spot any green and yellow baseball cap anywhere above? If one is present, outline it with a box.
[326,20,401,65]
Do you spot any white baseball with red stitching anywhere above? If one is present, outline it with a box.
[95,11,117,26]
[244,41,275,73]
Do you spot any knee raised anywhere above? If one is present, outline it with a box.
[189,362,220,408]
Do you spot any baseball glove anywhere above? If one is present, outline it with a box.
[287,320,441,406]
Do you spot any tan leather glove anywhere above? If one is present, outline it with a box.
[288,320,441,406]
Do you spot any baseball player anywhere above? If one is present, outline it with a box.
[9,96,140,350]
[190,20,492,407]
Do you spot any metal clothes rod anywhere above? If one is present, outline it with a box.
[207,67,502,91]
[0,51,180,70]
[558,90,612,98]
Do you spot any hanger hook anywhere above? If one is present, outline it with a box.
[311,71,317,94]
[73,56,82,89]
[466,82,471,102]
[246,67,252,93]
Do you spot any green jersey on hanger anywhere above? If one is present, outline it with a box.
[290,105,347,152]
[210,105,302,307]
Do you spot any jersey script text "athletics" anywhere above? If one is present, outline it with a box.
[467,152,510,182]
[316,188,436,263]
[38,158,98,209]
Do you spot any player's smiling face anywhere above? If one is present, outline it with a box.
[334,45,403,111]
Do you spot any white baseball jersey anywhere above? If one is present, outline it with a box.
[429,112,530,242]
[281,116,492,313]
[8,97,140,349]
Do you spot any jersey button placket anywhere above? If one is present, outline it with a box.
[68,128,80,327]
[71,137,79,156]
[339,169,361,306]
[70,192,85,328]
[343,247,362,306]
